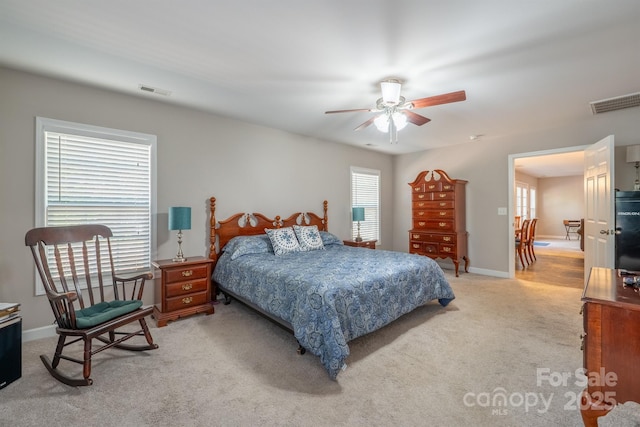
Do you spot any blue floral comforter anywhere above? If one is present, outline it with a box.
[212,236,455,379]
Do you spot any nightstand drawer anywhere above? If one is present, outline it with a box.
[166,290,209,312]
[165,278,209,298]
[164,265,208,284]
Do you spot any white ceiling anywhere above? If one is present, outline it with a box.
[0,0,638,159]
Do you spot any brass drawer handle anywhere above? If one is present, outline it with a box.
[439,193,446,198]
[418,211,424,216]
[413,244,420,248]
[440,202,447,207]
[418,194,425,199]
[443,236,451,242]
[414,186,421,191]
[182,283,193,291]
[428,184,436,189]
[444,185,452,190]
[182,270,193,277]
[182,297,193,304]
[439,212,446,216]
[442,247,451,252]
[439,222,447,227]
[418,221,426,226]
[412,234,420,239]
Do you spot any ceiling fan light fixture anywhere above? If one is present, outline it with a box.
[381,80,401,105]
[374,114,389,132]
[392,112,408,130]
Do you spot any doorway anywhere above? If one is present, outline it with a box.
[508,145,589,285]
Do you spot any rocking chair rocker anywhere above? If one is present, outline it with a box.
[25,224,158,386]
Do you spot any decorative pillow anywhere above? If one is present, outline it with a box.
[319,231,343,246]
[264,227,301,255]
[293,225,325,251]
[223,235,273,260]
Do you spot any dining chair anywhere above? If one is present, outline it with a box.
[515,219,531,269]
[527,218,538,263]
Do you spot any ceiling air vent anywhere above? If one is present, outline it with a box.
[138,84,171,96]
[590,92,640,114]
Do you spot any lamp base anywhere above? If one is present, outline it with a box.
[172,256,187,263]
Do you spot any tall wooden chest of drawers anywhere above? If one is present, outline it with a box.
[408,169,469,276]
[152,256,214,327]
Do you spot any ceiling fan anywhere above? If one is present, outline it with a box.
[325,79,466,143]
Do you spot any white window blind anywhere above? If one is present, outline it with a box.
[35,118,156,294]
[351,167,380,242]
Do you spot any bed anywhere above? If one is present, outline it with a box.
[208,197,455,379]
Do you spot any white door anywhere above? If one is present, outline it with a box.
[583,135,615,285]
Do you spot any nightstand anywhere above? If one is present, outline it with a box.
[152,256,214,327]
[343,239,377,249]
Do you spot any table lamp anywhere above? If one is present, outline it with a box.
[352,207,365,242]
[169,206,191,262]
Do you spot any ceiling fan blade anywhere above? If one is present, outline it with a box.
[408,90,467,109]
[404,111,431,126]
[325,108,372,114]
[354,116,376,131]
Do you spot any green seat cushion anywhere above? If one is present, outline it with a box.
[75,300,143,329]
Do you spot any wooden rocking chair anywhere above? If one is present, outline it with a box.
[25,224,158,386]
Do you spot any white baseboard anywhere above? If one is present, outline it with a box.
[23,324,57,342]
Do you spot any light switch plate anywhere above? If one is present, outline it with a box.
[498,207,507,215]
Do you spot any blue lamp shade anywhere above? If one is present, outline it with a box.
[352,207,365,222]
[168,207,191,231]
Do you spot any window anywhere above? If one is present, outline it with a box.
[35,117,157,295]
[350,167,380,242]
[515,181,529,220]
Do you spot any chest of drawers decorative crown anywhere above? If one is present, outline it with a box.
[408,169,469,276]
[152,256,214,327]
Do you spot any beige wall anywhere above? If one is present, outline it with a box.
[536,175,584,238]
[0,67,393,330]
[2,65,639,331]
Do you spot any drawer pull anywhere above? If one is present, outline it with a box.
[443,236,451,242]
[412,234,420,239]
[414,186,421,191]
[444,185,452,190]
[182,283,193,291]
[439,211,446,216]
[418,202,425,207]
[418,194,425,199]
[442,247,451,252]
[182,297,193,304]
[439,193,447,198]
[413,244,420,248]
[418,221,426,226]
[440,202,447,207]
[418,211,424,216]
[439,222,447,227]
[428,184,436,189]
[182,270,193,277]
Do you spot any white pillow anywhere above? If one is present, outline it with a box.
[293,225,324,251]
[264,227,301,255]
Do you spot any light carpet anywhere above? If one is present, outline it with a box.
[2,272,588,427]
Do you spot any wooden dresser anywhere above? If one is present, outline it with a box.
[408,169,468,276]
[580,267,640,426]
[152,256,214,327]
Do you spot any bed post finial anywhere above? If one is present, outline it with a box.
[209,197,217,262]
[323,200,328,231]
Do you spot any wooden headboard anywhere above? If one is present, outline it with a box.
[208,197,328,263]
